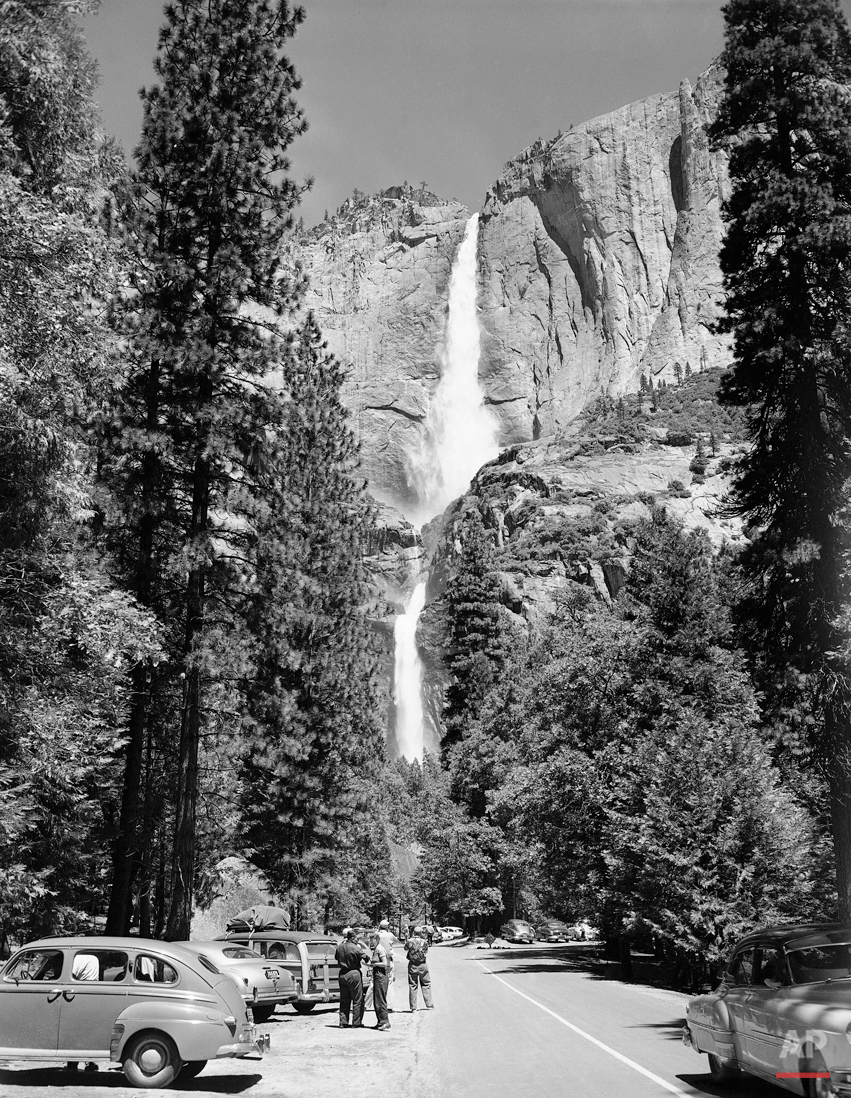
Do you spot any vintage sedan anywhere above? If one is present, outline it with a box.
[177,941,297,1023]
[220,930,340,1013]
[0,936,268,1088]
[683,923,851,1096]
[535,919,574,943]
[499,919,535,944]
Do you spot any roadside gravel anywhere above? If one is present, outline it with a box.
[0,980,442,1098]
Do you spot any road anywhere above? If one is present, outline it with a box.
[420,941,780,1098]
[0,942,786,1098]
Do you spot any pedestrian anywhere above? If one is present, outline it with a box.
[405,925,434,1011]
[377,918,395,1012]
[368,931,391,1030]
[335,928,369,1028]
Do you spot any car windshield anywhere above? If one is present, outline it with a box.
[222,947,260,960]
[787,943,851,984]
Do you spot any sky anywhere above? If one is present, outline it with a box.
[81,0,851,227]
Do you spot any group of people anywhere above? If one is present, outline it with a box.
[334,920,434,1031]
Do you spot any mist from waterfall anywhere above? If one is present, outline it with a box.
[393,213,499,762]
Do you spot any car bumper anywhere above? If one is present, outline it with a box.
[215,1032,270,1059]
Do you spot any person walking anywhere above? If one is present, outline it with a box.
[368,931,391,1030]
[406,925,434,1011]
[335,928,369,1028]
[377,918,395,1012]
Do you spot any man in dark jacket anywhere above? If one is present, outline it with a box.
[405,926,434,1011]
[335,928,369,1027]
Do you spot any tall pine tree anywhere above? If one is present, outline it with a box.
[711,0,851,914]
[100,0,308,936]
[239,315,383,929]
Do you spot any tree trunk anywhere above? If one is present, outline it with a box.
[828,701,851,920]
[106,358,160,934]
[166,425,210,939]
[618,936,634,981]
[105,666,147,934]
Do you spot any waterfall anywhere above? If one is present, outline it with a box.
[406,213,500,527]
[393,213,500,761]
[393,581,427,762]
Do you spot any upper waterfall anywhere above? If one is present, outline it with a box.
[405,213,500,528]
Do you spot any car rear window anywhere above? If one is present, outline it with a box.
[306,942,336,958]
[134,955,178,984]
[787,944,851,984]
[222,947,260,960]
[266,943,300,961]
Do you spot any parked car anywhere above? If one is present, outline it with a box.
[683,922,851,1094]
[439,926,465,941]
[500,920,535,944]
[535,919,573,943]
[177,941,297,1023]
[0,936,268,1089]
[220,930,340,1013]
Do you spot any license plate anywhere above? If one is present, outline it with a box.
[264,967,280,979]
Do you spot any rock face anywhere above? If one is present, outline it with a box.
[292,186,470,513]
[292,67,730,519]
[477,64,731,444]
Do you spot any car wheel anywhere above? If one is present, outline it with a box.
[707,1053,741,1082]
[181,1061,207,1079]
[293,1002,316,1014]
[801,1053,835,1098]
[252,1004,276,1023]
[122,1032,182,1089]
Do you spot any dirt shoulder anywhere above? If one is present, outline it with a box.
[0,976,441,1098]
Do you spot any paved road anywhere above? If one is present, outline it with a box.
[423,942,781,1098]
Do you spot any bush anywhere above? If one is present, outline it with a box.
[665,430,695,447]
[667,479,691,498]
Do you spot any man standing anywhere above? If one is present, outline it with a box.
[405,926,434,1011]
[368,931,391,1031]
[377,918,395,1012]
[335,928,368,1028]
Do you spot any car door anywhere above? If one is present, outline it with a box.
[742,945,790,1077]
[0,946,66,1055]
[723,946,757,1068]
[56,948,129,1057]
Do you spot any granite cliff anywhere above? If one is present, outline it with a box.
[291,64,730,520]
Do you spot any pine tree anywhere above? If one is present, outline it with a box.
[100,0,308,937]
[711,0,851,915]
[443,509,506,749]
[239,315,383,925]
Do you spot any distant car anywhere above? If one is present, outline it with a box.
[535,919,573,943]
[219,930,340,1013]
[570,921,599,941]
[683,922,851,1093]
[0,936,267,1088]
[177,941,297,1024]
[500,920,535,944]
[439,926,465,941]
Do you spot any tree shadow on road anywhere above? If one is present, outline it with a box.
[676,1071,779,1096]
[0,1066,262,1093]
[626,1018,688,1040]
[471,943,685,991]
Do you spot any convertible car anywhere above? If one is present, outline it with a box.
[683,923,851,1096]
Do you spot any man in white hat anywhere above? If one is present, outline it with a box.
[377,919,395,1012]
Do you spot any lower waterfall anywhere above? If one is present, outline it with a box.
[393,213,500,762]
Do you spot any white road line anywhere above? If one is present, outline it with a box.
[476,960,691,1098]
